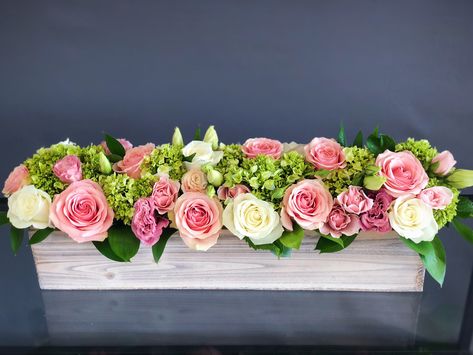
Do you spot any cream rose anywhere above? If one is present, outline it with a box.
[7,185,51,229]
[181,141,223,170]
[223,193,283,245]
[388,195,438,243]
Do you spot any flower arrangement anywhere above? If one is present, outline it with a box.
[2,125,473,286]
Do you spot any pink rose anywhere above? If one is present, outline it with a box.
[319,204,361,238]
[376,150,429,197]
[360,189,394,233]
[151,175,180,214]
[174,192,223,251]
[419,186,453,210]
[101,138,133,155]
[50,180,114,243]
[241,138,283,159]
[2,164,30,196]
[53,155,82,184]
[113,143,155,179]
[337,186,374,215]
[432,150,456,176]
[217,184,251,201]
[304,137,346,170]
[181,169,208,193]
[281,179,334,231]
[131,197,169,246]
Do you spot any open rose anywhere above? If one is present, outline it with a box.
[319,204,361,238]
[2,164,30,196]
[131,197,169,246]
[174,192,223,251]
[101,138,133,155]
[241,138,283,159]
[50,180,114,243]
[7,185,51,229]
[337,186,374,215]
[217,184,251,201]
[376,150,429,197]
[113,143,155,179]
[431,151,456,176]
[53,155,82,184]
[181,169,208,193]
[304,137,346,170]
[360,189,393,233]
[151,175,180,214]
[418,186,453,210]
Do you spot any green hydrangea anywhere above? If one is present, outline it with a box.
[215,144,245,181]
[427,177,459,229]
[395,138,438,170]
[79,145,106,181]
[141,144,186,181]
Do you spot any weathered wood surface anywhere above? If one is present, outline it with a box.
[30,230,424,292]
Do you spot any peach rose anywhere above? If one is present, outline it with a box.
[319,204,361,238]
[53,155,82,184]
[432,150,456,176]
[337,186,374,215]
[418,186,453,210]
[304,137,346,170]
[376,150,429,197]
[2,164,30,196]
[217,184,251,201]
[50,180,114,243]
[281,179,333,231]
[181,169,208,193]
[241,138,283,159]
[113,143,155,179]
[131,197,169,246]
[100,138,133,155]
[151,175,180,214]
[174,192,223,251]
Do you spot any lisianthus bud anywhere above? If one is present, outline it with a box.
[98,152,112,174]
[363,175,386,191]
[206,185,216,198]
[207,169,223,187]
[172,127,184,146]
[203,125,219,150]
[447,169,473,189]
[364,165,381,175]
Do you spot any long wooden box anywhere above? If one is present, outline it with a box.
[29,230,425,292]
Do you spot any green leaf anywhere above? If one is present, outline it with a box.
[279,224,304,249]
[244,237,290,257]
[314,169,331,178]
[152,228,176,263]
[352,131,363,147]
[366,128,395,156]
[315,234,357,253]
[10,226,24,255]
[273,240,292,257]
[93,239,125,262]
[0,212,8,225]
[28,227,55,245]
[452,218,473,243]
[379,134,396,152]
[183,152,196,162]
[104,133,126,157]
[456,196,473,218]
[194,127,202,140]
[351,172,365,186]
[337,123,347,146]
[108,224,140,262]
[107,153,123,163]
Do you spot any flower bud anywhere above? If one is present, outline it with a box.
[172,127,184,146]
[206,185,216,198]
[98,152,112,174]
[447,169,473,189]
[203,125,219,150]
[207,169,223,187]
[363,175,386,191]
[365,165,381,175]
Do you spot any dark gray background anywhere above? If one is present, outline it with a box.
[0,0,473,349]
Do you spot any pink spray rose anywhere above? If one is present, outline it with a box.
[360,189,394,233]
[151,175,180,214]
[217,184,251,201]
[241,138,283,159]
[101,138,133,155]
[113,143,155,179]
[174,192,223,251]
[419,186,453,210]
[337,186,374,215]
[50,180,114,243]
[431,150,456,176]
[319,204,361,238]
[53,155,82,184]
[304,137,346,170]
[281,179,334,231]
[376,150,429,197]
[2,164,30,196]
[131,197,169,246]
[181,169,208,193]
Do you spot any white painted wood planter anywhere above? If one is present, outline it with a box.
[29,230,425,292]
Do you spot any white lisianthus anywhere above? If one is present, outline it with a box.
[7,185,52,229]
[223,193,283,245]
[388,195,438,244]
[182,141,223,170]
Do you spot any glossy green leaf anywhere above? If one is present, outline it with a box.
[194,127,202,140]
[152,228,176,263]
[337,123,346,146]
[315,234,357,253]
[0,212,8,225]
[379,134,396,152]
[352,131,363,147]
[104,133,126,157]
[108,224,140,262]
[351,172,365,186]
[93,239,125,262]
[28,227,55,245]
[10,226,24,255]
[107,153,123,163]
[279,224,304,249]
[244,237,290,257]
[452,218,473,243]
[456,196,473,218]
[183,153,196,162]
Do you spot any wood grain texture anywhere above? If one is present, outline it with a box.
[30,230,424,291]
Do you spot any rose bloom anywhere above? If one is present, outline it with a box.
[223,193,283,245]
[7,185,51,229]
[217,184,251,201]
[319,204,361,238]
[151,175,180,214]
[337,186,374,215]
[50,180,114,243]
[432,150,456,176]
[304,137,346,171]
[100,138,133,155]
[241,138,283,159]
[181,169,208,193]
[376,150,429,197]
[53,155,82,184]
[2,164,30,196]
[281,179,333,231]
[113,143,155,179]
[181,141,223,170]
[131,197,169,246]
[360,189,394,233]
[388,195,438,243]
[174,192,223,251]
[418,186,453,210]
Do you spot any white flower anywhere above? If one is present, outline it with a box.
[223,193,283,245]
[56,138,76,146]
[7,185,52,229]
[182,141,223,170]
[388,195,438,243]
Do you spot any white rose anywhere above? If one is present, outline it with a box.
[388,195,438,243]
[182,141,223,170]
[223,193,283,245]
[7,185,52,229]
